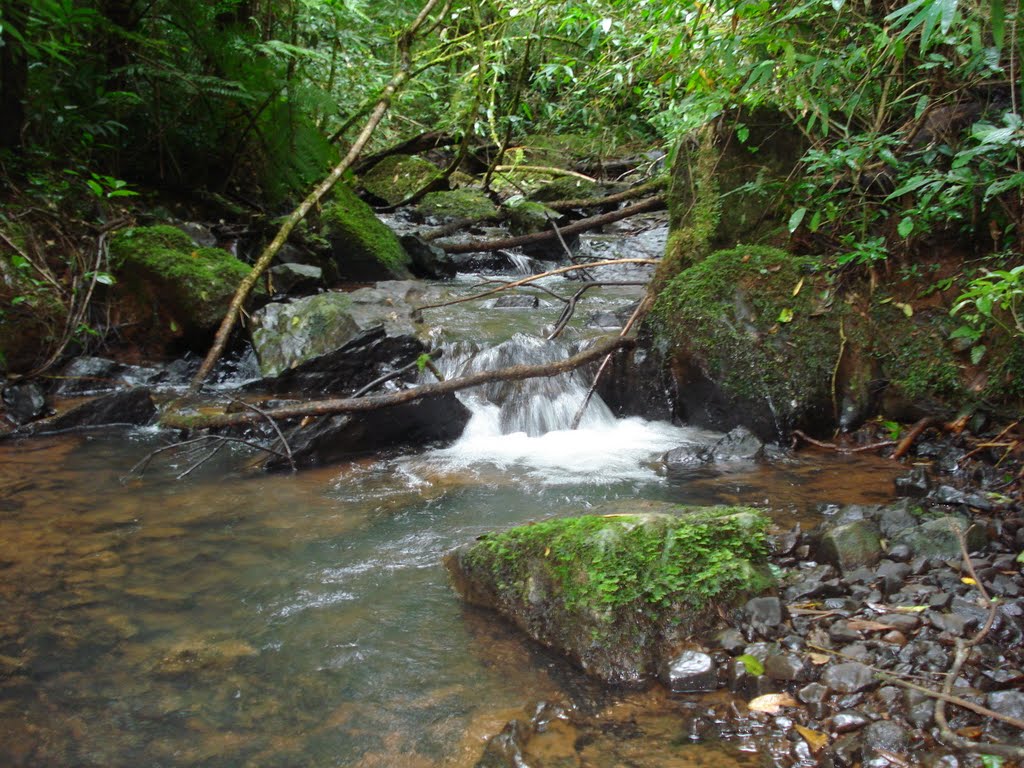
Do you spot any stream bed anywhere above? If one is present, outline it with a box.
[0,216,909,766]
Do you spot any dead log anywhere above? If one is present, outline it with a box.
[162,335,634,430]
[546,177,667,212]
[436,195,665,254]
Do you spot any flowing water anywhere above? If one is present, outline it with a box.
[0,221,906,767]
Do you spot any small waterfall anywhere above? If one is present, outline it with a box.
[500,250,541,276]
[435,333,615,436]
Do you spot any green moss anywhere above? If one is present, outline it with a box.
[416,189,499,222]
[528,175,602,203]
[654,125,720,290]
[360,154,443,206]
[109,225,254,332]
[322,183,411,274]
[505,199,558,236]
[467,508,773,615]
[652,245,840,406]
[859,300,963,402]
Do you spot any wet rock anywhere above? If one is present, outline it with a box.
[416,189,499,224]
[445,508,774,685]
[784,564,844,601]
[493,295,539,309]
[875,561,912,595]
[822,662,876,694]
[21,388,156,434]
[705,426,765,462]
[878,502,919,538]
[986,690,1024,735]
[744,596,786,635]
[877,613,920,632]
[892,516,987,559]
[399,234,457,280]
[269,263,322,295]
[264,393,470,470]
[764,653,806,682]
[895,465,931,496]
[831,710,870,734]
[663,650,718,693]
[475,718,530,768]
[818,519,883,574]
[886,543,913,562]
[861,720,910,766]
[713,628,747,654]
[55,356,164,396]
[904,688,935,728]
[2,381,46,424]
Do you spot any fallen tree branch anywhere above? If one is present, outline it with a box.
[188,0,447,392]
[435,195,665,254]
[414,259,658,312]
[351,349,443,397]
[891,416,941,460]
[791,430,896,454]
[161,335,635,430]
[546,177,667,212]
[227,396,296,472]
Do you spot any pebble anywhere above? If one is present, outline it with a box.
[821,662,876,694]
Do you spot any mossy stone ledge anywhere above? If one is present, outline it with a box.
[444,507,774,685]
[321,183,412,281]
[108,225,256,352]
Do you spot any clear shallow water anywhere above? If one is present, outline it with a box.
[0,423,904,767]
[0,249,906,766]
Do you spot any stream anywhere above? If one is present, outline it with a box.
[0,216,908,767]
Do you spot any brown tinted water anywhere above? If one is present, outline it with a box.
[0,427,905,767]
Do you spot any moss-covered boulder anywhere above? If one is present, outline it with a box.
[528,175,603,203]
[108,225,255,351]
[415,189,499,224]
[651,245,841,439]
[360,154,444,206]
[445,507,774,685]
[322,183,413,281]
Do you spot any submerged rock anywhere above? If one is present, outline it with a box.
[54,356,164,396]
[18,388,156,434]
[445,508,774,685]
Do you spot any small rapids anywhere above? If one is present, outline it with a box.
[416,332,716,484]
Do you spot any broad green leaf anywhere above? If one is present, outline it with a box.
[898,217,914,237]
[991,0,1005,48]
[886,174,932,199]
[971,344,987,365]
[788,207,807,233]
[737,654,764,675]
[938,0,957,34]
[778,307,794,323]
[86,179,103,197]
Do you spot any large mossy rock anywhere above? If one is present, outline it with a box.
[651,245,841,439]
[415,189,499,223]
[321,183,412,281]
[108,226,256,351]
[445,507,774,685]
[360,154,444,206]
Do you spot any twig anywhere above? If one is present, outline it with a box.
[128,435,292,478]
[351,349,443,397]
[791,430,896,453]
[414,259,657,312]
[570,298,646,429]
[892,416,941,460]
[227,396,296,472]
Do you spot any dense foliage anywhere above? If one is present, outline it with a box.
[1,0,1022,375]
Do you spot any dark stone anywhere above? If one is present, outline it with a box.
[664,650,718,693]
[714,628,746,654]
[475,717,530,768]
[831,710,870,733]
[894,466,930,497]
[2,381,46,424]
[818,519,884,574]
[821,662,876,693]
[400,234,457,280]
[861,720,909,762]
[885,543,912,562]
[875,561,911,595]
[827,732,863,768]
[784,564,845,601]
[798,682,829,704]
[930,485,969,506]
[23,388,156,433]
[904,688,935,728]
[55,356,164,396]
[838,643,872,663]
[986,689,1024,723]
[264,393,470,470]
[893,516,988,559]
[927,611,966,637]
[703,426,764,462]
[877,613,920,632]
[744,596,785,633]
[269,263,322,295]
[254,326,426,396]
[897,640,949,671]
[493,295,540,309]
[764,653,806,682]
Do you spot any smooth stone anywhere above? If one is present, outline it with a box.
[821,662,876,694]
[665,650,718,693]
